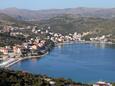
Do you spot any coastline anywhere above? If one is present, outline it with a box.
[9,41,115,84]
[56,40,115,46]
[1,52,49,68]
[0,39,55,68]
[2,40,115,68]
[0,41,115,85]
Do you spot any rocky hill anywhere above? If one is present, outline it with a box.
[0,7,115,21]
[0,13,33,26]
[0,8,115,41]
[36,15,115,36]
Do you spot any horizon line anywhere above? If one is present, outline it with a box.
[0,6,115,11]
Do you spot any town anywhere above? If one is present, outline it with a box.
[0,25,114,86]
[0,25,113,68]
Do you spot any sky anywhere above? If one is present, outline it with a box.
[0,0,115,10]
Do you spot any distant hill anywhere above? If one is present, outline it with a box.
[0,13,17,25]
[35,15,115,37]
[0,13,33,26]
[0,8,115,41]
[0,7,115,21]
[0,13,15,21]
[0,11,115,37]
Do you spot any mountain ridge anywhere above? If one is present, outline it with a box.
[0,7,115,21]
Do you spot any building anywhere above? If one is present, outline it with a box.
[93,81,112,86]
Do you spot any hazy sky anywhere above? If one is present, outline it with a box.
[0,0,115,10]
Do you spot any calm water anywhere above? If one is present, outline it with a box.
[10,43,115,83]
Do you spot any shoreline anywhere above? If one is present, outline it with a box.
[0,41,115,85]
[2,40,115,68]
[1,52,49,68]
[56,40,115,46]
[2,40,114,68]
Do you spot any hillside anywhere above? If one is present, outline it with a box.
[0,10,115,41]
[0,7,115,21]
[0,68,89,86]
[35,15,115,36]
[0,13,33,26]
[0,12,115,37]
[0,13,17,25]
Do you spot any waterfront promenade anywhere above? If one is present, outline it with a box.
[0,52,48,68]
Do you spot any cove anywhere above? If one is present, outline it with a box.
[10,43,115,83]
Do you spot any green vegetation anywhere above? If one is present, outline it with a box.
[0,52,3,55]
[1,13,115,39]
[0,13,33,27]
[0,68,89,86]
[112,83,115,86]
[0,32,25,47]
[37,15,115,37]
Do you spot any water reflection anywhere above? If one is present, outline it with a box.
[31,58,38,62]
[57,44,64,48]
[92,43,115,49]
